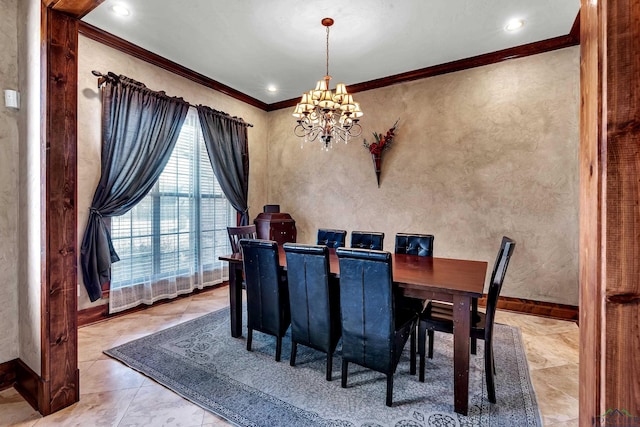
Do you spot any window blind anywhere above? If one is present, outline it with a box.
[109,108,235,313]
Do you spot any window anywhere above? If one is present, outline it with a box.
[109,108,235,309]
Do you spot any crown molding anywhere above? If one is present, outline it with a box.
[78,22,269,111]
[269,31,580,111]
[80,12,580,113]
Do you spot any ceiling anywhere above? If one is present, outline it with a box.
[82,0,580,105]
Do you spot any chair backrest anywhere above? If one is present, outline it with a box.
[316,228,347,248]
[350,231,385,250]
[336,247,394,373]
[240,239,289,335]
[484,236,516,334]
[227,225,257,254]
[284,243,340,351]
[394,233,434,256]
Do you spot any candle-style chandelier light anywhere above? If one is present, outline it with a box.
[292,18,363,150]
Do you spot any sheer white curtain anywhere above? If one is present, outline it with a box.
[108,108,235,313]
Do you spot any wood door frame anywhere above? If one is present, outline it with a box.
[579,0,640,424]
[37,4,81,415]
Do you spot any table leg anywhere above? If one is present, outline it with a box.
[471,297,478,354]
[229,263,243,338]
[452,294,471,415]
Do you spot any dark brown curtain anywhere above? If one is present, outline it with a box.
[80,73,189,302]
[197,105,250,225]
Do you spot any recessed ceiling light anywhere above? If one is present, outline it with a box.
[267,85,277,93]
[111,4,130,16]
[505,19,525,32]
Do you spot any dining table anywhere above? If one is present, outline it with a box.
[219,247,488,415]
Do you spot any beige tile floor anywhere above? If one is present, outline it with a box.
[0,287,579,426]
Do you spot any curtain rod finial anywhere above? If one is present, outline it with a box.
[92,70,106,88]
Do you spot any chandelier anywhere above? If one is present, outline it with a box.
[293,18,363,150]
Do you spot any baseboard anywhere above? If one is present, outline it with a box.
[78,282,227,327]
[77,303,110,326]
[0,358,39,411]
[479,295,579,322]
[0,359,17,391]
[1,359,80,415]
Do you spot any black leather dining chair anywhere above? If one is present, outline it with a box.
[316,228,347,248]
[227,225,257,254]
[350,231,384,250]
[240,239,290,361]
[394,233,434,256]
[418,236,516,402]
[394,233,435,377]
[227,225,257,289]
[283,243,341,380]
[336,247,417,407]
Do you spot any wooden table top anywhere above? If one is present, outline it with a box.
[220,248,488,298]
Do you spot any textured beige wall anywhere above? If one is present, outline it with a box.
[76,40,579,308]
[16,0,42,374]
[77,36,270,310]
[267,47,580,305]
[0,0,20,364]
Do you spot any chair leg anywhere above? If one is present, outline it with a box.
[290,341,297,366]
[275,336,282,362]
[418,320,426,382]
[410,325,417,375]
[386,374,394,407]
[428,330,434,359]
[471,337,477,355]
[247,329,253,352]
[326,353,333,381]
[493,352,496,374]
[341,360,348,388]
[485,342,496,403]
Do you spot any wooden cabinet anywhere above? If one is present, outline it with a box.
[254,212,297,245]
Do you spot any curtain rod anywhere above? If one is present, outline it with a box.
[91,71,254,128]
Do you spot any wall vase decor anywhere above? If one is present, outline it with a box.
[371,153,382,186]
[363,120,398,187]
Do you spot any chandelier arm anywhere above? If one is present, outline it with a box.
[348,122,363,138]
[307,128,321,142]
[294,123,308,137]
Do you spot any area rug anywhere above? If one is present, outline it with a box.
[105,307,542,427]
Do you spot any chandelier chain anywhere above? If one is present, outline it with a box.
[325,26,330,77]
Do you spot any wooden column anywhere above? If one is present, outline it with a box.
[580,0,640,424]
[37,0,104,415]
[41,6,79,415]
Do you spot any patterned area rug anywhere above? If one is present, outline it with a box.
[105,307,541,427]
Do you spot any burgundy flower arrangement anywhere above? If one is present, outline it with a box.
[363,120,399,187]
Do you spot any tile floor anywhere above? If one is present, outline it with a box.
[0,287,579,426]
